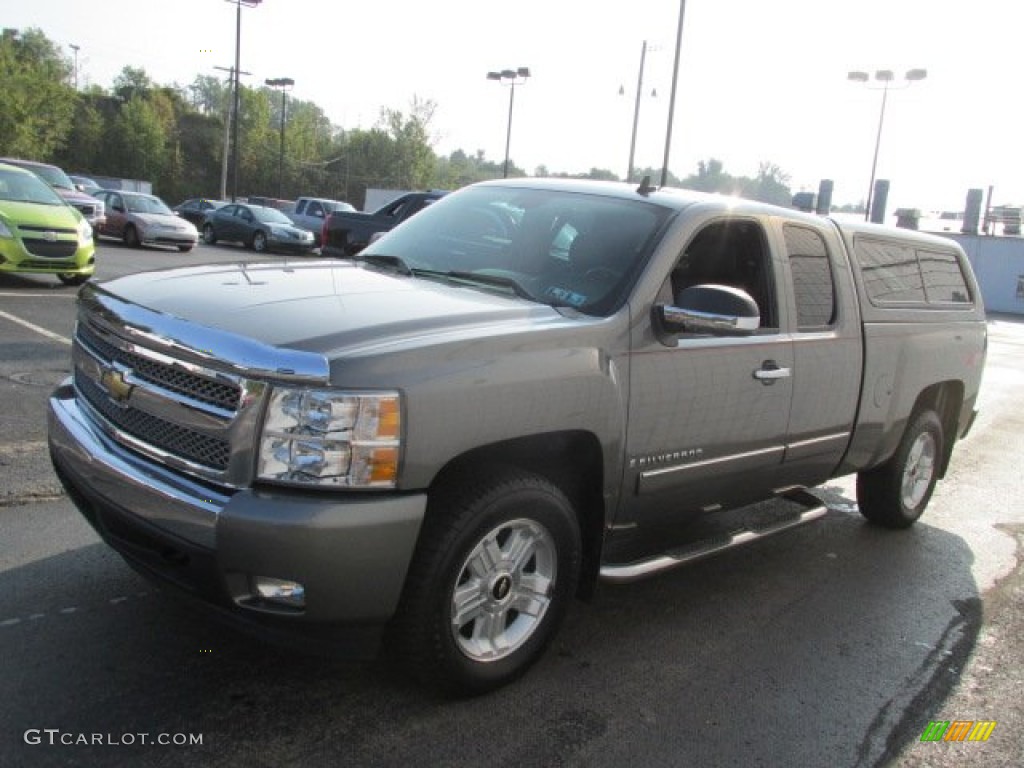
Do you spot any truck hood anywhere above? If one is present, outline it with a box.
[94,260,562,359]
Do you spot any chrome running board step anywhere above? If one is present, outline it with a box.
[599,490,828,584]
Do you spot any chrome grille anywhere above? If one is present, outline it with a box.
[76,372,230,470]
[78,321,241,410]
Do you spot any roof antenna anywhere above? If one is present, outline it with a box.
[636,175,655,197]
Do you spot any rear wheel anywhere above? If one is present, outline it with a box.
[123,225,139,248]
[390,466,581,695]
[202,223,217,244]
[857,410,944,528]
[252,231,268,252]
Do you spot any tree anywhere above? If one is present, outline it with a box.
[379,96,438,189]
[53,96,105,172]
[0,28,75,158]
[105,96,166,182]
[742,162,792,206]
[112,65,154,102]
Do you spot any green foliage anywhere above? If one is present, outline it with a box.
[677,158,793,206]
[0,28,76,159]
[106,96,166,181]
[53,98,104,171]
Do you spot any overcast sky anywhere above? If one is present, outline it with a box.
[7,0,1023,212]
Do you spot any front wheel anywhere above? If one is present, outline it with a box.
[389,467,581,695]
[177,244,194,253]
[857,409,944,528]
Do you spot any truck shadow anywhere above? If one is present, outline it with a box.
[0,497,978,768]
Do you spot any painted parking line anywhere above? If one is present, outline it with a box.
[0,310,72,346]
[0,293,77,299]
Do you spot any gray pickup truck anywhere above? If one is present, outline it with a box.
[284,197,355,247]
[48,178,986,694]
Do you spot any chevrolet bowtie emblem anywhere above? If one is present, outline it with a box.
[99,368,134,403]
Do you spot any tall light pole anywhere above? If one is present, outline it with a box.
[660,0,688,187]
[848,68,927,221]
[69,44,80,90]
[620,41,658,183]
[265,77,294,198]
[487,67,531,179]
[227,0,262,202]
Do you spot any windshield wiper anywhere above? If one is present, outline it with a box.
[412,269,534,301]
[359,253,413,276]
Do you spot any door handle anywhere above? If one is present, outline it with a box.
[754,361,791,384]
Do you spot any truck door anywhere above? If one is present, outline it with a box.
[621,217,794,527]
[772,220,862,487]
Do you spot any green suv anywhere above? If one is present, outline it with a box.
[0,162,95,285]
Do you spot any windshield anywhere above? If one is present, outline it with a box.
[25,164,75,190]
[125,194,174,215]
[361,185,671,315]
[0,168,66,205]
[252,206,293,224]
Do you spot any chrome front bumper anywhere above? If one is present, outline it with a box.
[47,379,426,628]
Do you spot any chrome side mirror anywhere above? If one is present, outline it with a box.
[657,284,760,336]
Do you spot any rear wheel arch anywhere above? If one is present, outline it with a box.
[908,381,964,478]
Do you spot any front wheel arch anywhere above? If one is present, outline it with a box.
[388,465,582,695]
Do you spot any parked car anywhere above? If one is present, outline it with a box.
[69,175,103,196]
[202,202,315,254]
[173,198,228,228]
[0,157,105,230]
[93,190,198,252]
[0,162,95,285]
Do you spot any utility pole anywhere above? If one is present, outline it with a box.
[215,65,250,201]
[69,44,80,90]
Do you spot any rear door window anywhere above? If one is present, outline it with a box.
[783,224,836,329]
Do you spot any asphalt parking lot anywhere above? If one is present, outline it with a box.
[1,240,1022,767]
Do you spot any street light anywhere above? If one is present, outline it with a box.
[620,41,657,183]
[486,67,531,179]
[226,0,262,202]
[661,0,688,187]
[265,77,294,198]
[848,67,927,221]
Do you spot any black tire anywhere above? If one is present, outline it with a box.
[202,223,217,245]
[57,273,89,286]
[857,410,944,529]
[177,244,194,253]
[389,466,581,695]
[252,231,267,252]
[123,225,139,248]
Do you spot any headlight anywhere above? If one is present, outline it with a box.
[77,218,93,244]
[0,219,12,239]
[257,389,401,488]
